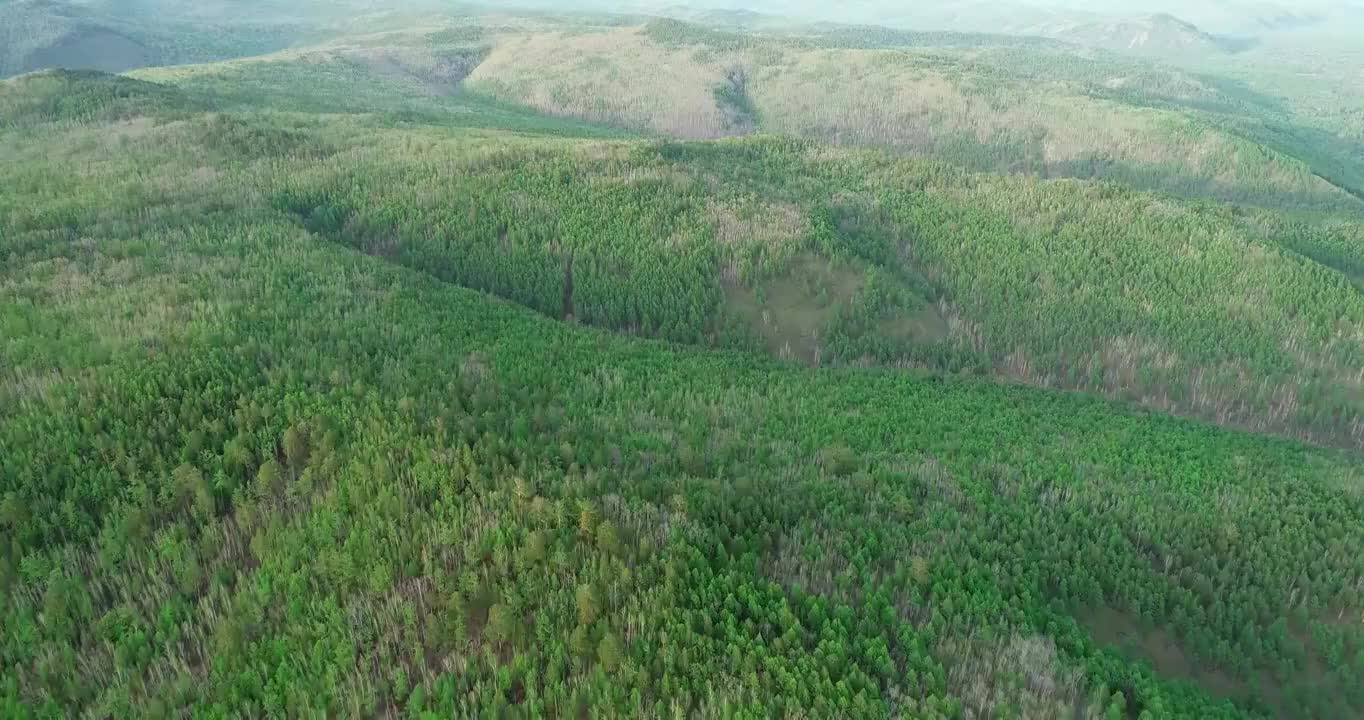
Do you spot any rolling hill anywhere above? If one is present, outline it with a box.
[1025,13,1241,54]
[3,5,1364,719]
[27,25,1351,447]
[0,0,373,79]
[452,18,1364,215]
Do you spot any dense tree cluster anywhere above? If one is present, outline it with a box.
[4,204,1363,717]
[0,70,199,129]
[247,122,1364,447]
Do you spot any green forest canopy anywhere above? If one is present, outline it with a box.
[3,6,1364,719]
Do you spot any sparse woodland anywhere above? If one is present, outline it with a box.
[3,7,1364,720]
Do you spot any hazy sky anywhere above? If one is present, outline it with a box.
[503,0,1364,35]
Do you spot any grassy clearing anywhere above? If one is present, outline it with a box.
[725,255,866,364]
[1078,604,1356,718]
[1083,607,1257,704]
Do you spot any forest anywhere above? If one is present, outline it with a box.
[2,3,1364,719]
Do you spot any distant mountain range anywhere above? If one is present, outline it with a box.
[1022,0,1361,35]
[569,0,1364,47]
[8,0,1364,80]
[1021,13,1249,54]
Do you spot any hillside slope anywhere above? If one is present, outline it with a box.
[0,0,310,78]
[3,72,1364,719]
[457,19,1364,216]
[1027,13,1237,54]
[13,45,1360,450]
